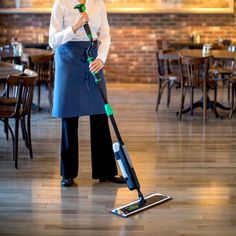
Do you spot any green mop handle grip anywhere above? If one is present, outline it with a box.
[74,3,116,120]
[87,56,101,83]
[74,4,93,40]
[74,3,99,79]
[87,46,114,117]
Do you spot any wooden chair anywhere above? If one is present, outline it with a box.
[28,54,54,112]
[156,51,180,112]
[178,56,217,123]
[209,47,236,105]
[0,69,37,168]
[156,39,171,51]
[229,59,236,118]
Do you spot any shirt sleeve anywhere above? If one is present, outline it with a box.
[96,1,111,64]
[48,0,75,49]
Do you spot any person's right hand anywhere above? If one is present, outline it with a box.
[72,12,89,33]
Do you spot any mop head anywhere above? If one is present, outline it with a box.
[110,193,172,218]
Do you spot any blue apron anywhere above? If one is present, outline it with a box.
[52,41,107,118]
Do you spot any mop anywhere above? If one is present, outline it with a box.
[74,2,172,218]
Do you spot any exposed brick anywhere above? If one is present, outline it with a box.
[1,1,236,82]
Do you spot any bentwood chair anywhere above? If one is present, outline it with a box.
[229,59,236,118]
[156,51,180,112]
[0,69,37,168]
[209,46,236,105]
[178,56,217,123]
[28,54,54,112]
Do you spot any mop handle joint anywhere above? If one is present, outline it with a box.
[105,103,113,116]
[87,56,101,82]
[74,3,86,12]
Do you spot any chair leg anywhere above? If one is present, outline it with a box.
[156,80,169,112]
[156,79,162,112]
[227,79,231,106]
[14,118,20,169]
[203,90,207,125]
[167,80,175,108]
[214,83,217,116]
[230,82,235,118]
[27,114,33,159]
[4,118,9,140]
[21,117,27,143]
[37,84,41,112]
[21,117,29,149]
[179,85,185,120]
[48,82,53,113]
[191,87,194,116]
[167,81,171,108]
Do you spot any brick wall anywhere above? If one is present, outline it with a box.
[1,1,236,82]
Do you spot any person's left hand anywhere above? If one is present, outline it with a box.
[89,58,104,73]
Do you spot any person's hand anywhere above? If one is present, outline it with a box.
[72,12,89,33]
[89,58,104,73]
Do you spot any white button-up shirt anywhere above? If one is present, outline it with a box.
[49,0,111,63]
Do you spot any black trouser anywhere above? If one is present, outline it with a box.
[61,114,118,179]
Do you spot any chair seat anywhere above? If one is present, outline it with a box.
[169,74,178,81]
[0,97,17,105]
[231,76,236,82]
[210,68,232,75]
[0,105,24,117]
[0,111,14,117]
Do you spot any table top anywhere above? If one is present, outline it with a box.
[0,48,21,61]
[169,42,223,49]
[0,47,53,62]
[0,62,23,80]
[161,49,236,60]
[20,48,54,62]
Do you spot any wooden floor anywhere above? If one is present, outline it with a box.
[0,84,236,236]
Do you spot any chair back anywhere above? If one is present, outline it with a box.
[156,50,177,79]
[178,56,211,88]
[28,54,54,84]
[6,69,37,116]
[232,58,236,76]
[156,51,167,78]
[157,39,170,51]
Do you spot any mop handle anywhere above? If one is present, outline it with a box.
[74,4,92,39]
[74,3,124,145]
[74,4,146,205]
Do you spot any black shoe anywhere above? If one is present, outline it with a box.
[61,178,74,187]
[99,175,126,184]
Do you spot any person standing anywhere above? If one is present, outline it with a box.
[49,0,125,187]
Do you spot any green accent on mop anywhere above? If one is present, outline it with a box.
[87,57,94,64]
[74,3,93,39]
[74,3,86,12]
[75,2,172,218]
[87,57,101,82]
[105,103,113,116]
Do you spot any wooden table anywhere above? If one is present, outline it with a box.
[169,42,222,50]
[21,48,54,63]
[0,61,23,80]
[161,49,236,60]
[0,48,53,80]
[160,49,236,119]
[0,47,53,64]
[0,62,23,97]
[0,47,21,63]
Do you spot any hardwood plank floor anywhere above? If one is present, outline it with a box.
[0,84,236,236]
